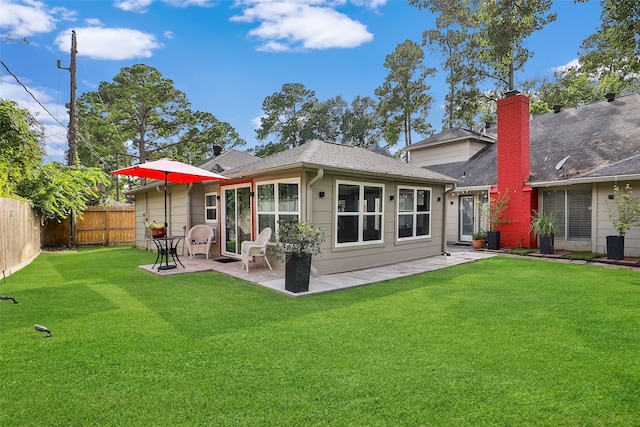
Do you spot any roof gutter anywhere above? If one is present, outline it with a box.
[529,173,640,188]
[227,162,457,186]
[450,185,493,194]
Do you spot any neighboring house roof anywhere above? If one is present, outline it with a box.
[405,128,496,151]
[224,139,458,184]
[196,149,258,173]
[423,93,640,188]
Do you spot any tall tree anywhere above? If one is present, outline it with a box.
[375,39,436,148]
[256,83,318,152]
[411,0,557,129]
[0,99,44,196]
[423,27,485,130]
[577,0,640,92]
[77,64,243,172]
[159,111,245,163]
[301,96,347,144]
[340,96,383,148]
[474,0,556,91]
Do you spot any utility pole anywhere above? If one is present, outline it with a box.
[57,30,78,248]
[57,30,78,166]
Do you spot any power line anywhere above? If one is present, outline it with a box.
[0,60,68,129]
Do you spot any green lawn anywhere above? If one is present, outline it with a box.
[1,247,639,426]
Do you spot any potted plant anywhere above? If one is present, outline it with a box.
[273,220,326,293]
[530,210,557,254]
[480,191,510,250]
[148,221,166,238]
[471,231,487,249]
[607,182,640,260]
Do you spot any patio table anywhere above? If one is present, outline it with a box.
[148,236,185,271]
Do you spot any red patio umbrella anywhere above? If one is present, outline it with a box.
[111,158,228,229]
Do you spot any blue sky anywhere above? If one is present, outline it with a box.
[1,0,603,164]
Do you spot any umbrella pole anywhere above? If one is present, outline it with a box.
[164,173,168,231]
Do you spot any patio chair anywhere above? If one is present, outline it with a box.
[241,227,273,272]
[186,224,215,259]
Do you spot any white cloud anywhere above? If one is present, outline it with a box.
[113,0,153,13]
[232,1,373,51]
[114,0,213,13]
[163,0,213,7]
[54,27,163,60]
[0,0,57,37]
[553,59,580,75]
[85,18,103,26]
[163,30,174,39]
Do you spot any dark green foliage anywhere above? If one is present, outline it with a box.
[0,99,44,196]
[16,163,110,221]
[375,39,436,148]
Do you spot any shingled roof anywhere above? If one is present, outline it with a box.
[225,139,458,184]
[196,149,258,173]
[425,93,640,187]
[405,128,496,151]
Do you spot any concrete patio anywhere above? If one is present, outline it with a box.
[139,245,497,297]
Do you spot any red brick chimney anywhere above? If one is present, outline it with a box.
[493,91,537,248]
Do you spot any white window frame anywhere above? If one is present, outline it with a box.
[335,180,384,247]
[396,186,432,240]
[204,192,218,224]
[255,178,300,234]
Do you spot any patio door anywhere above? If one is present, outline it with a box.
[459,195,474,242]
[222,184,252,257]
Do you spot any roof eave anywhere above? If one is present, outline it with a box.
[226,162,459,185]
[404,135,495,152]
[529,173,640,188]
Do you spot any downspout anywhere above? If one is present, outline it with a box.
[442,183,457,256]
[306,168,324,277]
[306,168,324,222]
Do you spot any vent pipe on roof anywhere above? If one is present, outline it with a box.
[553,104,561,113]
[213,145,222,156]
[605,92,616,102]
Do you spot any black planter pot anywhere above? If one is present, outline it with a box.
[487,231,501,250]
[539,234,554,255]
[285,253,313,293]
[607,235,625,260]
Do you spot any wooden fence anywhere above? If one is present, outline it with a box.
[1,199,135,277]
[0,197,41,277]
[43,205,136,247]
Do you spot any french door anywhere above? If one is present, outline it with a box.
[222,184,252,257]
[459,195,475,242]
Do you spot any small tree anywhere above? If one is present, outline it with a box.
[608,182,640,237]
[480,190,510,232]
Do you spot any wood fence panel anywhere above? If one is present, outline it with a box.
[0,197,41,276]
[43,218,69,247]
[75,206,135,246]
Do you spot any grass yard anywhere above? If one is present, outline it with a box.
[1,247,639,426]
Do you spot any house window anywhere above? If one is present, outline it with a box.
[397,187,431,239]
[336,181,383,246]
[204,192,217,222]
[543,189,591,242]
[256,180,300,232]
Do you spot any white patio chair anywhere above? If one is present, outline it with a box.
[186,224,215,259]
[241,227,273,272]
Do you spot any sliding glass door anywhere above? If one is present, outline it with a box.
[222,185,252,257]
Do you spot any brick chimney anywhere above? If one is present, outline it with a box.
[493,91,537,248]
